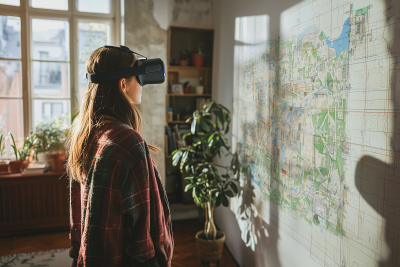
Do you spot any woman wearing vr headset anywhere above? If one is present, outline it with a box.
[66,46,173,267]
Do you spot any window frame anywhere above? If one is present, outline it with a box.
[0,0,121,138]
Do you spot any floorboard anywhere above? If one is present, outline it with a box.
[0,219,239,267]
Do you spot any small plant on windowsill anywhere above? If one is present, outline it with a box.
[171,101,240,264]
[9,132,37,172]
[0,133,9,173]
[34,116,70,171]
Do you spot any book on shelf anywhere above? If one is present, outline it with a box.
[165,126,176,155]
[172,125,181,150]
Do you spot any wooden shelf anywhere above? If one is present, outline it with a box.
[167,121,190,124]
[168,66,211,71]
[168,94,211,97]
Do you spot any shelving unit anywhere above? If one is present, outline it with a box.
[165,26,214,207]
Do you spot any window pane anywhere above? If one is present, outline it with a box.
[33,99,70,126]
[33,61,69,98]
[0,99,23,149]
[0,60,22,97]
[31,0,68,10]
[32,19,69,61]
[78,0,110,14]
[79,63,87,100]
[0,0,19,6]
[0,16,21,59]
[78,22,110,62]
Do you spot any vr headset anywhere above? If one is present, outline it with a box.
[86,45,165,86]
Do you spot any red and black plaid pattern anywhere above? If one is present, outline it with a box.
[69,122,173,267]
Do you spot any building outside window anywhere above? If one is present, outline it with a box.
[0,0,120,157]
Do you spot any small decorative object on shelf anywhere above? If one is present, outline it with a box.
[171,83,183,94]
[192,43,205,67]
[179,49,189,66]
[196,85,204,94]
[183,81,190,94]
[168,107,174,121]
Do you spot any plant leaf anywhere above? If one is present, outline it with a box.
[191,119,197,134]
[230,182,238,194]
[172,150,182,166]
[199,119,209,132]
[222,195,229,207]
[216,194,223,207]
[225,188,235,197]
[185,183,196,192]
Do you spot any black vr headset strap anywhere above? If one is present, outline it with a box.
[86,66,146,83]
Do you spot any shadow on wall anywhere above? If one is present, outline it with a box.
[355,1,400,266]
[235,138,282,267]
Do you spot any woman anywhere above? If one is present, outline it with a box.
[67,46,173,267]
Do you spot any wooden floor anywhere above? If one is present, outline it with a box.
[0,219,238,267]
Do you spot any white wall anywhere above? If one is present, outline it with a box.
[212,0,400,267]
[212,2,319,266]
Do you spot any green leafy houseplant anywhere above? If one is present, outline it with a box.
[172,101,240,241]
[9,132,37,162]
[34,117,69,159]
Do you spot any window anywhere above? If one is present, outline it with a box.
[0,0,121,150]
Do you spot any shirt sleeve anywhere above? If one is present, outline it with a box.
[121,156,160,266]
[69,178,82,263]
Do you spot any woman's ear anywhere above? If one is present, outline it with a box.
[118,78,126,93]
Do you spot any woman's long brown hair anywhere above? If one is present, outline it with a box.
[66,47,159,182]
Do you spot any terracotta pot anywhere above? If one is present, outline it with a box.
[179,60,188,66]
[9,160,23,173]
[192,54,204,67]
[195,230,225,263]
[183,87,191,94]
[50,151,66,171]
[21,160,28,170]
[0,163,9,173]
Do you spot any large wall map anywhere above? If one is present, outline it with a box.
[233,0,400,266]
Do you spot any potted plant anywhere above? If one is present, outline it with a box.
[34,122,53,164]
[192,43,205,67]
[9,132,37,172]
[34,116,69,171]
[172,101,239,265]
[0,133,9,173]
[179,49,189,66]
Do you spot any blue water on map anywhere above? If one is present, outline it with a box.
[322,18,350,56]
[292,187,298,193]
[281,149,286,163]
[250,162,260,186]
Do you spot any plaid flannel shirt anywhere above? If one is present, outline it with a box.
[69,121,173,267]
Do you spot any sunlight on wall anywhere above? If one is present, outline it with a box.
[231,1,400,266]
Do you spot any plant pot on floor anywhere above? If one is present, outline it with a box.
[9,160,23,173]
[195,230,225,265]
[50,151,66,171]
